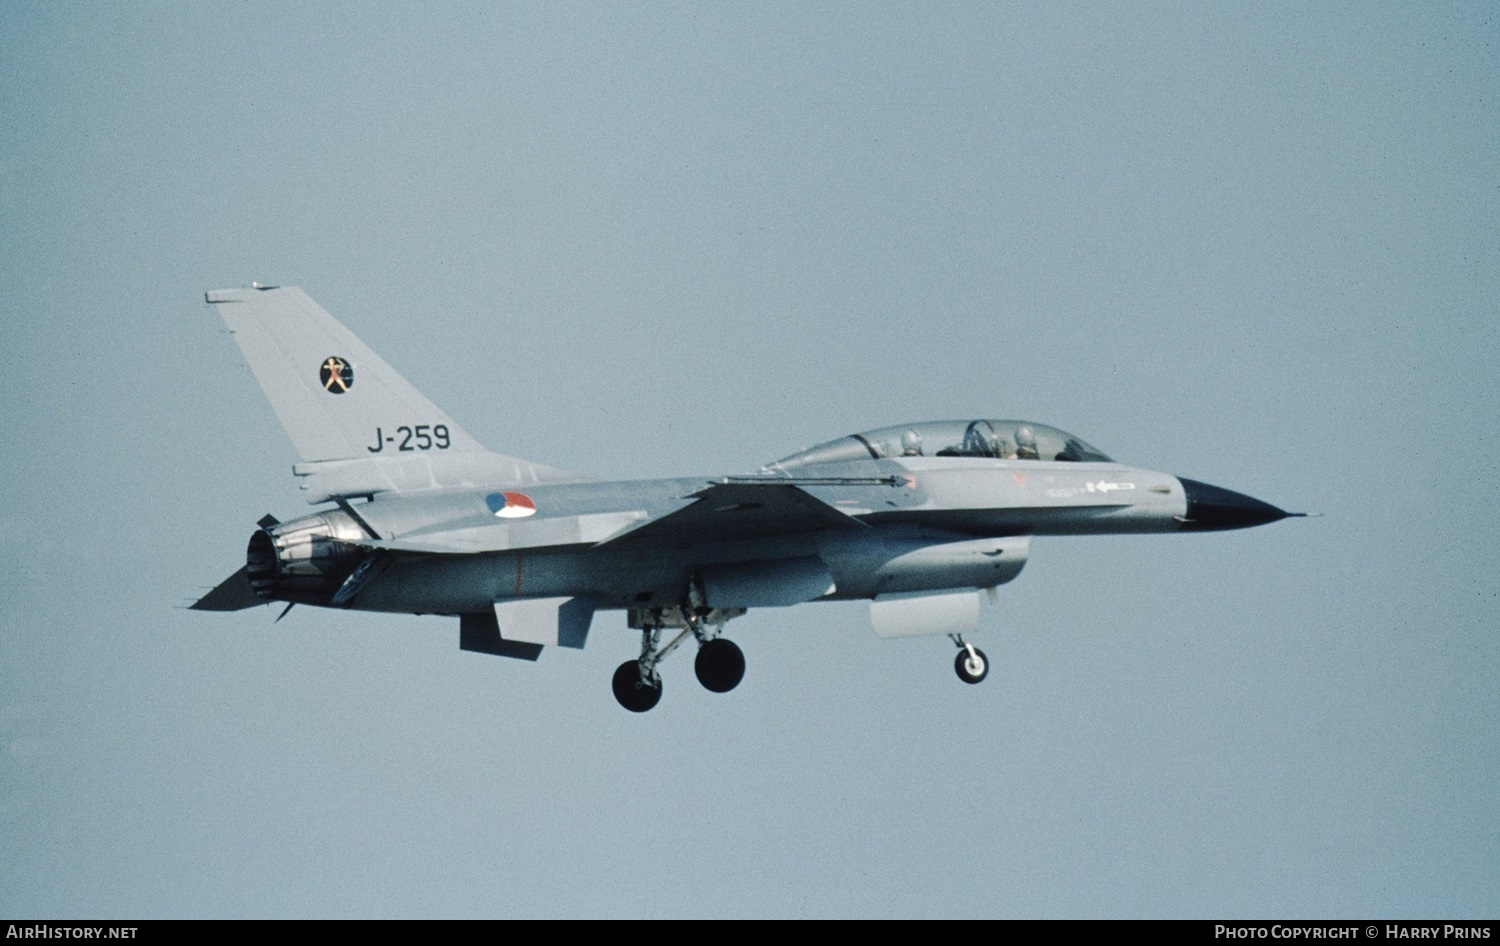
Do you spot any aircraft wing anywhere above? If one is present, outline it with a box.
[594,481,868,550]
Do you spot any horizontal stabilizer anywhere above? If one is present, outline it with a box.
[596,482,866,550]
[191,566,262,611]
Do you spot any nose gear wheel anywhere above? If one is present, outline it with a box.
[951,634,989,684]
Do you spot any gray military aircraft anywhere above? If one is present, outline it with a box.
[193,286,1303,711]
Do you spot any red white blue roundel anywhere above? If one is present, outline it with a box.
[486,491,537,519]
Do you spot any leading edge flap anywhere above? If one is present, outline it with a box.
[594,481,866,550]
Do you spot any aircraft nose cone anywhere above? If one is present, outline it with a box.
[1177,477,1291,531]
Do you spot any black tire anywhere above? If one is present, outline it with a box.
[612,660,663,712]
[694,638,746,693]
[955,647,989,684]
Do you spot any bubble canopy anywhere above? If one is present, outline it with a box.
[769,420,1115,471]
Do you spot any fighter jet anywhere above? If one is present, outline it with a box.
[193,286,1303,711]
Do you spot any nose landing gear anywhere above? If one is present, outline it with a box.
[951,634,989,684]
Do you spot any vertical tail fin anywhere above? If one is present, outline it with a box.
[207,285,587,501]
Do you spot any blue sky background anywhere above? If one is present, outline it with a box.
[1,2,1496,918]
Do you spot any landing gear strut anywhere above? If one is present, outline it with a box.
[951,634,989,684]
[612,595,748,711]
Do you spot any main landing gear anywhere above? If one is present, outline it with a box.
[694,637,746,693]
[613,599,747,712]
[951,634,989,684]
[612,658,663,713]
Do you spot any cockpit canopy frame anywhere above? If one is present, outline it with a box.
[769,420,1114,471]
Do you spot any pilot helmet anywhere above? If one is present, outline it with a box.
[900,429,923,456]
[1014,425,1039,457]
